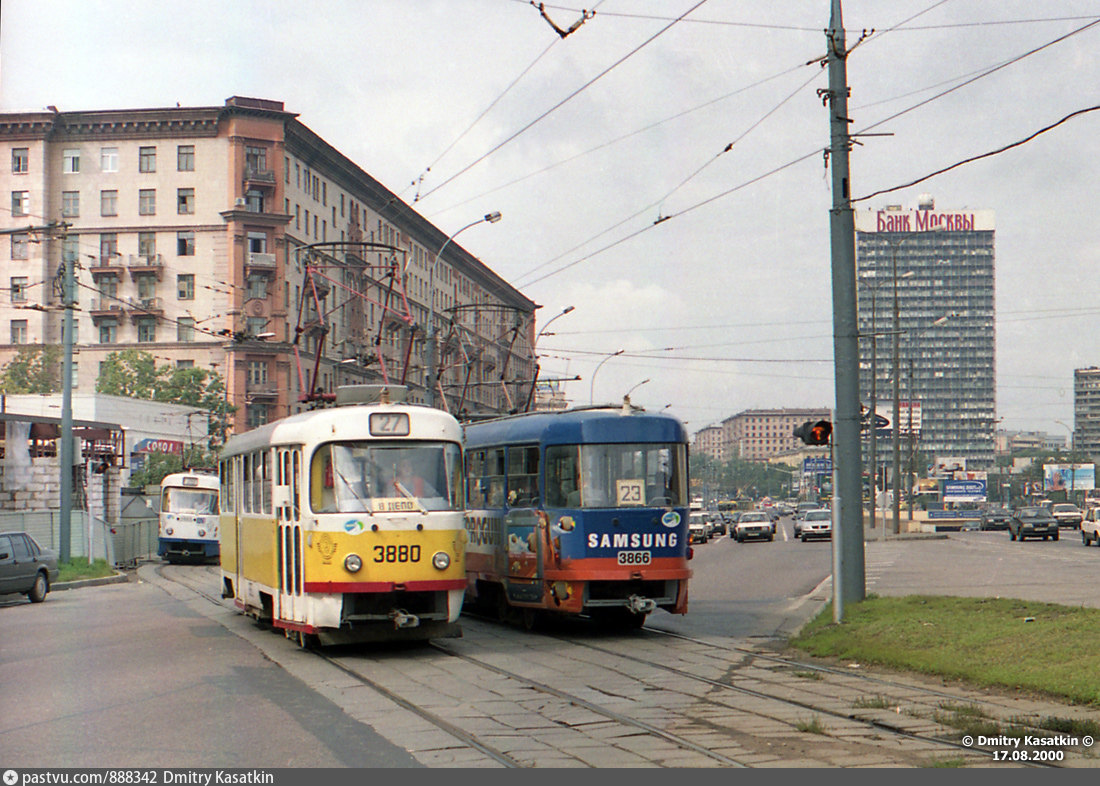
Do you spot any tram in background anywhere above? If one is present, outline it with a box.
[158,470,220,563]
[464,400,691,629]
[218,385,467,646]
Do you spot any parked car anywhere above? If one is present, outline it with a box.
[1008,507,1059,542]
[733,511,773,543]
[0,531,59,603]
[1051,503,1083,529]
[1082,506,1100,546]
[688,513,709,544]
[978,507,1012,531]
[798,509,833,541]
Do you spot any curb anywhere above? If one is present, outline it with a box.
[53,572,132,592]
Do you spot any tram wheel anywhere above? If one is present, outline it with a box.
[522,608,544,631]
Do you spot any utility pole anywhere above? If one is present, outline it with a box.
[59,228,76,563]
[825,0,865,621]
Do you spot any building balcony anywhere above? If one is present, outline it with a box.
[89,256,125,278]
[127,254,164,280]
[244,168,276,187]
[245,251,277,274]
[88,298,125,320]
[245,382,278,400]
[127,297,163,319]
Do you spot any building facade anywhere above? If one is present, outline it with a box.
[0,97,536,439]
[1074,367,1100,458]
[855,195,996,470]
[691,425,724,462]
[722,408,831,461]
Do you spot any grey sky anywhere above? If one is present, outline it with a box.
[3,0,1098,438]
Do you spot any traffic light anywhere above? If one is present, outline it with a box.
[794,419,832,445]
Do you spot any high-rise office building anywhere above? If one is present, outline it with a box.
[855,195,996,471]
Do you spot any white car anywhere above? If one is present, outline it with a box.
[1082,507,1100,546]
[733,511,773,542]
[798,509,833,542]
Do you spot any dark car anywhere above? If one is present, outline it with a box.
[0,531,59,603]
[1008,507,1059,542]
[979,507,1012,531]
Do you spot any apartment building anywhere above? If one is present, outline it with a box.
[722,408,832,461]
[0,97,536,436]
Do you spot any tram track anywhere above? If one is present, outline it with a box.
[155,564,1087,768]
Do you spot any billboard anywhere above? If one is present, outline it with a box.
[1044,464,1095,492]
[861,402,922,435]
[943,479,987,502]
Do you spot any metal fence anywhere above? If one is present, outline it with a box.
[0,511,159,567]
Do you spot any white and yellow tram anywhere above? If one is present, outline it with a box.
[158,470,220,563]
[218,386,467,645]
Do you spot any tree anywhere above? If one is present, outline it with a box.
[0,344,63,393]
[126,446,217,490]
[97,349,232,447]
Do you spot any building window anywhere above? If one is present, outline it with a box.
[247,275,267,301]
[137,318,156,343]
[245,189,264,212]
[177,274,194,300]
[99,321,117,344]
[10,320,27,345]
[98,277,118,300]
[177,231,194,256]
[245,317,267,336]
[63,149,80,174]
[247,232,267,253]
[100,147,119,173]
[246,404,269,429]
[138,232,156,258]
[177,317,195,342]
[100,233,118,260]
[10,277,27,303]
[100,189,118,216]
[139,146,156,173]
[245,145,267,172]
[11,191,29,217]
[248,360,268,386]
[11,148,28,174]
[177,145,194,171]
[137,275,156,301]
[11,233,28,260]
[61,191,79,217]
[139,189,156,215]
[177,188,194,214]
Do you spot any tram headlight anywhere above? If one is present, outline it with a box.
[165,527,173,536]
[431,551,450,570]
[344,553,363,573]
[197,529,206,537]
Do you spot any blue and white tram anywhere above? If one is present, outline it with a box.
[158,470,220,563]
[464,402,691,628]
[218,386,468,646]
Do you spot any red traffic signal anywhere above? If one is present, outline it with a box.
[794,419,832,445]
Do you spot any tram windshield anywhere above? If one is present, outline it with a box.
[544,443,687,509]
[162,488,219,515]
[311,441,462,513]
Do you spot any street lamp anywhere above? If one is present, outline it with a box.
[1054,419,1076,501]
[524,305,574,411]
[426,211,501,408]
[590,348,624,404]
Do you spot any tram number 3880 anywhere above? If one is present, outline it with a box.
[374,545,422,563]
[616,550,652,566]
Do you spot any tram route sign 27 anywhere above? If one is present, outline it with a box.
[803,457,832,474]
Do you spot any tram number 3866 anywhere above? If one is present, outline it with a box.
[374,545,422,563]
[616,550,652,566]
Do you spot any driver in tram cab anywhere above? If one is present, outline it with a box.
[393,458,437,498]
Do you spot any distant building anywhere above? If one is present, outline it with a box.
[723,408,831,461]
[1074,367,1100,458]
[996,429,1066,455]
[692,425,724,462]
[856,195,996,469]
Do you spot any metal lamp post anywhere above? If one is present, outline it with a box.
[524,305,574,411]
[589,349,624,404]
[426,211,501,408]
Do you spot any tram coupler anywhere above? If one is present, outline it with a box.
[389,609,420,629]
[627,595,657,615]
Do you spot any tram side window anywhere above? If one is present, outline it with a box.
[309,446,337,513]
[261,450,272,513]
[484,447,506,507]
[242,454,253,514]
[252,451,264,513]
[506,445,540,507]
[545,445,581,508]
[466,450,486,507]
